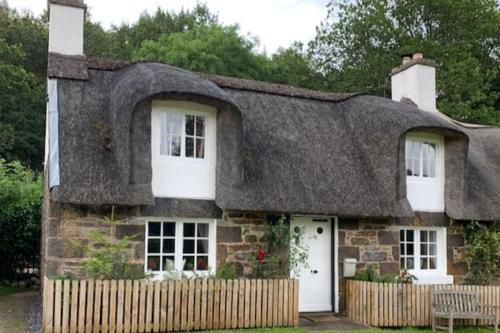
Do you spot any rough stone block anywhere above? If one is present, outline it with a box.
[47,218,60,237]
[361,249,388,262]
[378,231,398,245]
[134,242,145,261]
[217,226,242,243]
[447,234,464,247]
[351,237,370,246]
[45,260,61,276]
[379,262,400,275]
[244,235,258,243]
[338,218,359,230]
[114,224,145,240]
[47,238,63,257]
[338,246,360,260]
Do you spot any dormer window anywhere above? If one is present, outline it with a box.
[159,112,206,159]
[405,133,444,212]
[405,140,436,178]
[152,101,217,199]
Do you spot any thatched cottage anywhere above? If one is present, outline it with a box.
[42,0,500,312]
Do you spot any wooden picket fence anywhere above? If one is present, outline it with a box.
[43,277,299,333]
[346,280,500,327]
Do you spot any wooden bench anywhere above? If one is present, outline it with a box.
[432,290,499,333]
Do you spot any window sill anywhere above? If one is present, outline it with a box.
[412,272,453,284]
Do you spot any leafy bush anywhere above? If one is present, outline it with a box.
[351,267,395,283]
[248,215,309,279]
[0,159,42,280]
[78,207,146,280]
[215,262,238,280]
[464,221,500,285]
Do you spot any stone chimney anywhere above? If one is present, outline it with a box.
[48,0,86,56]
[390,52,438,112]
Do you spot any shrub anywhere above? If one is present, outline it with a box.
[464,221,500,285]
[215,262,238,280]
[78,207,146,280]
[351,267,396,283]
[248,215,309,279]
[0,159,42,280]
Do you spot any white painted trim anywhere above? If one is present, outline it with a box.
[47,79,60,187]
[291,215,338,313]
[144,218,217,279]
[405,132,445,212]
[394,225,453,284]
[333,217,339,313]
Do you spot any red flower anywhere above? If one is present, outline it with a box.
[197,258,207,270]
[257,249,267,263]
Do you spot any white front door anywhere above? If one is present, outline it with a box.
[291,216,332,312]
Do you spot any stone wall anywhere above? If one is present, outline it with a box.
[42,200,268,278]
[337,217,469,312]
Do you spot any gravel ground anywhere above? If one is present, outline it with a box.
[26,292,42,333]
[0,291,38,333]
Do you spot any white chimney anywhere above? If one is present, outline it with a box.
[48,0,86,56]
[390,52,438,112]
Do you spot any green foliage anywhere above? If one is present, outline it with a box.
[133,24,269,80]
[351,267,395,283]
[214,262,238,280]
[78,207,146,280]
[248,216,309,279]
[464,221,500,285]
[0,159,42,280]
[310,0,500,125]
[0,38,45,169]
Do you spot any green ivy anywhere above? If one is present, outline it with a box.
[464,221,500,285]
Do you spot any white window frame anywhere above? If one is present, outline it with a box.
[405,132,445,212]
[397,226,453,284]
[157,109,209,164]
[145,218,217,279]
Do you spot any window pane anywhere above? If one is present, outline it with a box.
[184,223,195,237]
[429,257,437,269]
[421,230,428,242]
[400,243,405,256]
[163,239,175,253]
[412,141,420,159]
[407,258,414,269]
[406,230,414,242]
[406,243,414,255]
[400,230,405,241]
[186,115,194,136]
[196,139,205,159]
[196,117,205,137]
[421,258,428,269]
[160,134,171,155]
[149,222,161,236]
[170,112,182,135]
[171,135,181,156]
[185,137,194,157]
[421,244,427,255]
[197,240,209,254]
[429,231,436,242]
[196,256,208,271]
[147,256,160,271]
[412,158,420,176]
[162,256,175,271]
[148,239,161,253]
[183,240,195,254]
[183,256,195,271]
[163,222,175,237]
[197,223,209,237]
[429,244,436,255]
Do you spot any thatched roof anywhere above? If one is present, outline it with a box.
[48,54,500,220]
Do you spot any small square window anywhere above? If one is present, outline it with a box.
[148,222,161,236]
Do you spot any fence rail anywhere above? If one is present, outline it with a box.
[346,280,500,327]
[43,277,299,333]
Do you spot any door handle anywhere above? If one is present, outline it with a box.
[311,270,318,274]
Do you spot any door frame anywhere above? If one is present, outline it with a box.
[291,215,339,313]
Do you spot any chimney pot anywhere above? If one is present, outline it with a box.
[412,52,423,60]
[402,56,411,65]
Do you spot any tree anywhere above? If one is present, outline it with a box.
[309,0,500,125]
[0,159,42,280]
[132,24,270,80]
[0,39,45,169]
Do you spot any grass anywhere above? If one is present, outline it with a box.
[0,286,27,298]
[209,328,495,333]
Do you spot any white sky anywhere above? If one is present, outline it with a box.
[7,0,329,54]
